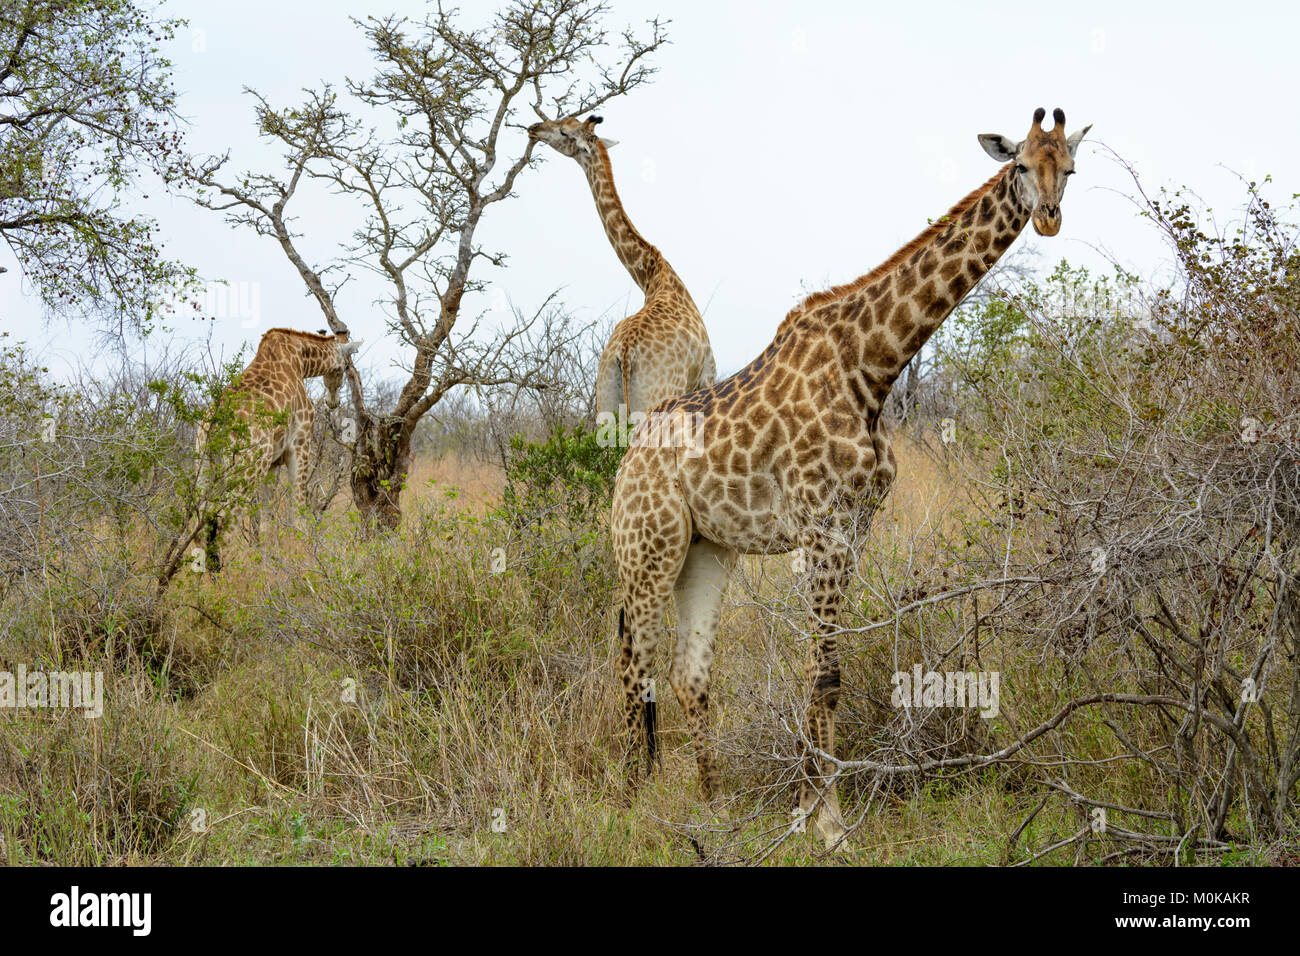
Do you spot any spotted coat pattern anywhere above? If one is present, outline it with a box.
[197,328,353,567]
[610,111,1089,847]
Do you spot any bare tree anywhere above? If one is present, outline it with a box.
[187,0,666,529]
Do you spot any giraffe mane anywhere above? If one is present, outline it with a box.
[783,162,1014,324]
[261,327,338,342]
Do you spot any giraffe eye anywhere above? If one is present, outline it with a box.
[1064,169,1076,177]
[1014,163,1028,173]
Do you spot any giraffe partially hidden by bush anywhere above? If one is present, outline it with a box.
[611,108,1091,847]
[528,114,716,422]
[197,326,361,572]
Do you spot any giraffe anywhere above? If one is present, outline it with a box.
[197,326,362,571]
[527,114,716,426]
[610,108,1091,847]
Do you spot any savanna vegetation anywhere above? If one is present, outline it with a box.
[3,171,1296,865]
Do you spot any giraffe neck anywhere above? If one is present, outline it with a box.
[579,143,663,293]
[296,338,340,379]
[801,164,1032,409]
[258,331,337,380]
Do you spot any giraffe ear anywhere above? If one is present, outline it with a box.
[598,137,619,149]
[1065,124,1092,158]
[978,133,1019,163]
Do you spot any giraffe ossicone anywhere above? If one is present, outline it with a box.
[609,107,1091,849]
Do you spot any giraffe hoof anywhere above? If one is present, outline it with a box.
[706,799,735,828]
[817,817,849,851]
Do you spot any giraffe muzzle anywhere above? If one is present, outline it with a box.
[1033,205,1062,237]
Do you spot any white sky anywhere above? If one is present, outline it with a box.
[3,0,1298,381]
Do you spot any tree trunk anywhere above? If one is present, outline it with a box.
[350,414,412,532]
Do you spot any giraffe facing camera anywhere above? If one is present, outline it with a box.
[609,108,1090,848]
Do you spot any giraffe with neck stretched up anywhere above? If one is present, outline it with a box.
[197,326,361,571]
[528,114,716,423]
[610,108,1091,847]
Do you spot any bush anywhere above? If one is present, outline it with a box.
[500,422,621,528]
[911,178,1300,850]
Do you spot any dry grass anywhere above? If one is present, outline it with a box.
[0,431,1289,866]
[405,452,504,513]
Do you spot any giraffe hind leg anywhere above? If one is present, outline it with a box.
[612,485,690,783]
[618,607,659,774]
[618,585,672,781]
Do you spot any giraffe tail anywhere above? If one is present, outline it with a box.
[644,692,659,771]
[620,347,634,423]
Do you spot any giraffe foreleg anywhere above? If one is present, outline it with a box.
[241,443,279,545]
[796,536,853,849]
[285,415,312,522]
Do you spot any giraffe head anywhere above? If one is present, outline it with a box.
[316,328,361,410]
[527,114,618,162]
[978,107,1091,236]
